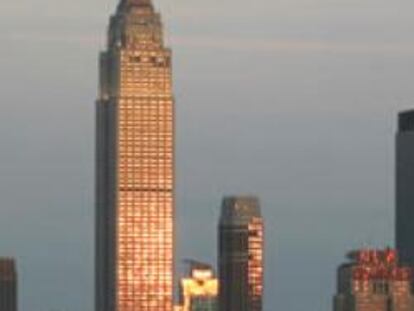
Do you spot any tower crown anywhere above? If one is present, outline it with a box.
[220,196,261,225]
[399,109,414,132]
[110,0,162,49]
[118,0,153,10]
[129,0,151,5]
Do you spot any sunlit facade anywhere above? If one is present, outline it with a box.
[95,0,174,311]
[0,258,17,311]
[178,262,218,311]
[334,249,414,311]
[218,197,264,311]
[248,218,264,310]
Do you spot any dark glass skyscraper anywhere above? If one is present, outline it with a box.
[218,197,264,311]
[95,1,174,311]
[396,110,414,268]
[0,258,17,311]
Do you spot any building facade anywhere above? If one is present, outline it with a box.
[334,249,414,311]
[178,261,218,311]
[218,197,264,311]
[0,258,17,311]
[396,110,414,268]
[95,0,174,311]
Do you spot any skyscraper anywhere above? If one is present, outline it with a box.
[95,0,174,311]
[396,110,414,268]
[0,258,17,311]
[178,260,218,311]
[218,197,264,311]
[333,249,414,311]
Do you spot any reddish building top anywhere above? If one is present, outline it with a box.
[345,249,412,282]
[0,258,16,281]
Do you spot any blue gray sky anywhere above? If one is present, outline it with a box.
[1,0,414,310]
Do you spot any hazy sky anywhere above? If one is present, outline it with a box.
[1,0,414,310]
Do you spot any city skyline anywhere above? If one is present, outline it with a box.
[1,0,414,310]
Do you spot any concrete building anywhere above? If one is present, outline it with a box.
[178,261,218,311]
[95,1,175,311]
[334,249,414,311]
[0,258,17,311]
[218,196,264,311]
[396,110,414,268]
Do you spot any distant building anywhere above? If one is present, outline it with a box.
[333,249,414,311]
[178,261,218,311]
[218,196,264,311]
[0,258,17,311]
[396,110,414,268]
[95,0,175,311]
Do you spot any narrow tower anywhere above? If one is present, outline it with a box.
[96,0,174,311]
[218,197,264,311]
[396,110,414,268]
[0,258,17,311]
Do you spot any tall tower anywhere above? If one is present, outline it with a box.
[396,110,414,268]
[96,0,174,311]
[218,197,264,311]
[333,249,414,311]
[0,258,17,311]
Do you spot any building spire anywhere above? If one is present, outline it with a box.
[125,0,152,7]
[116,0,153,14]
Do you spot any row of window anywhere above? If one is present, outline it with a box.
[119,163,173,167]
[119,114,172,118]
